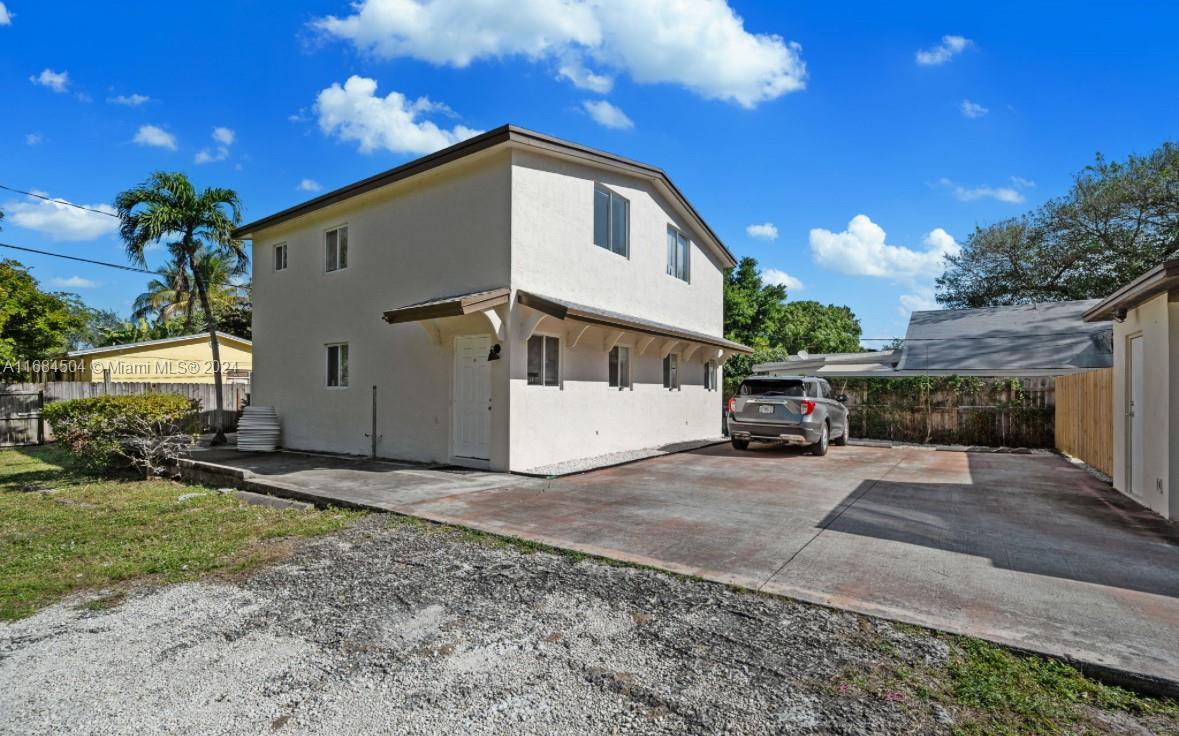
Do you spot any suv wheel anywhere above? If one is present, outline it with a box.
[731,438,750,450]
[811,424,829,456]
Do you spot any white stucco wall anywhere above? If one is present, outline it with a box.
[505,151,728,471]
[250,144,731,473]
[250,150,513,468]
[1110,291,1179,519]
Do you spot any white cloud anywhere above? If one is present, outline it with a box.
[746,222,778,241]
[898,287,939,315]
[1010,176,1035,189]
[0,2,12,25]
[298,178,323,192]
[939,177,1024,204]
[50,276,98,289]
[194,146,228,164]
[761,268,803,290]
[558,59,613,93]
[581,99,633,129]
[24,132,42,145]
[312,0,806,108]
[3,192,118,241]
[212,126,235,145]
[108,93,150,106]
[915,35,972,66]
[809,215,958,284]
[314,75,482,155]
[133,124,177,150]
[30,68,69,92]
[960,99,988,118]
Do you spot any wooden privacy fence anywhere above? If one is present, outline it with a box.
[0,391,44,447]
[0,382,249,442]
[836,376,1057,448]
[1054,368,1114,476]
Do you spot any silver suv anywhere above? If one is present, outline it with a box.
[726,376,850,456]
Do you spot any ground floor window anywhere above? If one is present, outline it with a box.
[528,335,560,386]
[608,345,631,389]
[705,360,717,391]
[326,343,349,387]
[663,353,679,390]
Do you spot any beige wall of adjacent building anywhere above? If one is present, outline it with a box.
[1110,291,1179,519]
[69,336,252,384]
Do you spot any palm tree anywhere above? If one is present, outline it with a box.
[116,172,245,445]
[132,248,245,330]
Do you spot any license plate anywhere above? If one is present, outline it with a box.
[758,405,775,414]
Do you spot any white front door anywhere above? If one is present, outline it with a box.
[1129,334,1144,498]
[453,334,491,460]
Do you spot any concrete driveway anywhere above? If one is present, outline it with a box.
[187,443,1179,693]
[400,444,1179,693]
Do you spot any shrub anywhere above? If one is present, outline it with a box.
[43,393,199,476]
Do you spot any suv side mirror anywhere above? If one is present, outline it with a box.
[836,394,848,403]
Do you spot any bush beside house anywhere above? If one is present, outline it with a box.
[44,394,199,476]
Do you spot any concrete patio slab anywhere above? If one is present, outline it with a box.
[181,443,1179,696]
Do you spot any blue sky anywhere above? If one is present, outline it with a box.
[2,1,1177,343]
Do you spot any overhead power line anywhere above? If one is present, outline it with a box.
[0,184,120,218]
[0,240,249,291]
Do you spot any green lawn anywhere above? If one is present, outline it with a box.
[0,444,357,620]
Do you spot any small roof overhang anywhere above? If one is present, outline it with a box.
[516,290,752,354]
[382,287,510,324]
[1083,260,1179,321]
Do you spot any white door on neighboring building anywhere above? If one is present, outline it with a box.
[1129,334,1144,498]
[453,334,491,460]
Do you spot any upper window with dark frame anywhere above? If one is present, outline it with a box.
[593,185,629,257]
[666,225,690,282]
[326,225,348,272]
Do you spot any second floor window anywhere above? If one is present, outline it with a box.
[274,243,288,271]
[667,225,690,282]
[593,185,629,257]
[326,225,348,272]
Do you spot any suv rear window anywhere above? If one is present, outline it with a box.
[738,379,806,397]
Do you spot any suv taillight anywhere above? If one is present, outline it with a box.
[727,397,736,414]
[800,399,816,416]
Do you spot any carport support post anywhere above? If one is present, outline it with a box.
[370,385,378,458]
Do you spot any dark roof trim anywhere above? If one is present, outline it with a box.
[1083,260,1179,321]
[231,124,735,267]
[382,287,510,324]
[517,290,752,354]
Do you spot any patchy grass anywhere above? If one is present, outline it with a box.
[944,637,1179,734]
[832,623,1179,735]
[0,445,357,620]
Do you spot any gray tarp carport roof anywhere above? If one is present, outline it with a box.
[896,299,1113,375]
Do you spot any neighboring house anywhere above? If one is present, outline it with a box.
[756,300,1113,378]
[233,125,750,473]
[1084,261,1179,521]
[64,332,252,384]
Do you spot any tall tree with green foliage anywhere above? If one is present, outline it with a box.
[131,248,245,330]
[938,141,1179,307]
[0,260,85,379]
[724,257,787,348]
[773,301,862,355]
[115,172,245,444]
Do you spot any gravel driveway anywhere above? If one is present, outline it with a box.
[0,515,1154,735]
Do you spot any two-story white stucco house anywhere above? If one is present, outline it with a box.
[233,125,750,473]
